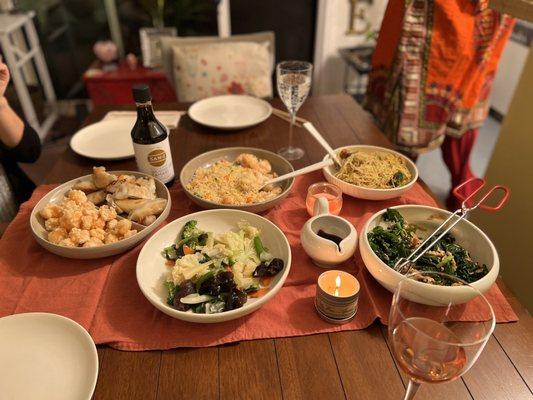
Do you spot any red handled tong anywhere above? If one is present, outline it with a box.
[393,178,509,274]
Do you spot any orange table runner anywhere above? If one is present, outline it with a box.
[0,172,517,350]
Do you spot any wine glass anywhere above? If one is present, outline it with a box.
[276,60,312,161]
[389,271,495,400]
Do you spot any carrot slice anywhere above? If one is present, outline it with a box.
[183,245,194,255]
[249,288,269,298]
[260,276,273,287]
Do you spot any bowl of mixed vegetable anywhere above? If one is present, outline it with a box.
[360,205,499,305]
[136,209,291,323]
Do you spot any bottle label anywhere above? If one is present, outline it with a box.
[133,138,175,184]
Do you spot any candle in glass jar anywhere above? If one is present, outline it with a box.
[315,270,360,324]
[319,270,359,297]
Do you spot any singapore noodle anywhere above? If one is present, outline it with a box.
[335,149,412,189]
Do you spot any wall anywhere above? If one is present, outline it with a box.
[313,0,386,95]
[471,41,533,312]
[490,35,529,115]
[231,0,317,63]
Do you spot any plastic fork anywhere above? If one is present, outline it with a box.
[393,178,509,274]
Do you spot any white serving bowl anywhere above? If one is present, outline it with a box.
[180,147,294,213]
[136,209,292,323]
[322,145,418,200]
[30,171,171,259]
[359,205,499,305]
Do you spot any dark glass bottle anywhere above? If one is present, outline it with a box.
[131,84,175,186]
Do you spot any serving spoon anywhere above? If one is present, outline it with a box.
[260,159,334,190]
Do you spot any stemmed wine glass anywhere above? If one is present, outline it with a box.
[389,271,495,400]
[276,60,313,161]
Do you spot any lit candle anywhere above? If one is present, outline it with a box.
[334,275,341,297]
[315,270,360,324]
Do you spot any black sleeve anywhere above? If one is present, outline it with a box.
[0,124,41,163]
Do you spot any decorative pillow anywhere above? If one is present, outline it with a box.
[172,41,273,102]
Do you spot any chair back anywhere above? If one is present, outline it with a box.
[160,31,275,102]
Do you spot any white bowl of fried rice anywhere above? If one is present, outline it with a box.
[322,145,418,201]
[180,147,295,213]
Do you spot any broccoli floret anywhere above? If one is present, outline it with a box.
[175,220,205,251]
[181,220,201,240]
[162,245,180,260]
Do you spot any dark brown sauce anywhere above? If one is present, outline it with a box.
[317,229,344,250]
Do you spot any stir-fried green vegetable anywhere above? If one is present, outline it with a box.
[367,208,488,284]
[390,171,407,187]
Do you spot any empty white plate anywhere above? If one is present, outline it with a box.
[70,119,135,160]
[188,95,272,130]
[0,313,98,400]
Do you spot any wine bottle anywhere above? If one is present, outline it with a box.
[131,84,175,186]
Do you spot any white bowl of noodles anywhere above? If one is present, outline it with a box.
[322,145,418,200]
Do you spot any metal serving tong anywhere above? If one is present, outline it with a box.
[393,178,510,274]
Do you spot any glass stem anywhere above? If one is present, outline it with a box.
[288,112,296,149]
[403,380,421,400]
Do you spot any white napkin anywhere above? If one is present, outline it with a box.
[103,111,184,129]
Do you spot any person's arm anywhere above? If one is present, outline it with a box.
[0,63,25,148]
[0,62,41,162]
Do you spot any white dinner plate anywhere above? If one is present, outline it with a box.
[70,119,135,160]
[188,95,272,130]
[0,313,98,400]
[136,209,292,323]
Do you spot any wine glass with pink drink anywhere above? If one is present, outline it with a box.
[389,271,495,400]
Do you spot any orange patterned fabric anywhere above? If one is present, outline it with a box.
[365,0,515,154]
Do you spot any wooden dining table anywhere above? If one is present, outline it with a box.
[43,95,532,400]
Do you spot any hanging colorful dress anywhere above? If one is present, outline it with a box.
[365,0,515,207]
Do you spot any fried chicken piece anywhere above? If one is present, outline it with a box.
[67,190,87,205]
[89,228,106,241]
[99,205,117,222]
[123,229,138,239]
[69,228,91,245]
[82,237,104,248]
[44,217,59,231]
[40,203,62,219]
[59,238,76,247]
[116,218,132,236]
[59,209,82,230]
[48,228,67,244]
[104,233,119,244]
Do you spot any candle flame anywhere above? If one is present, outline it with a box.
[334,274,341,297]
